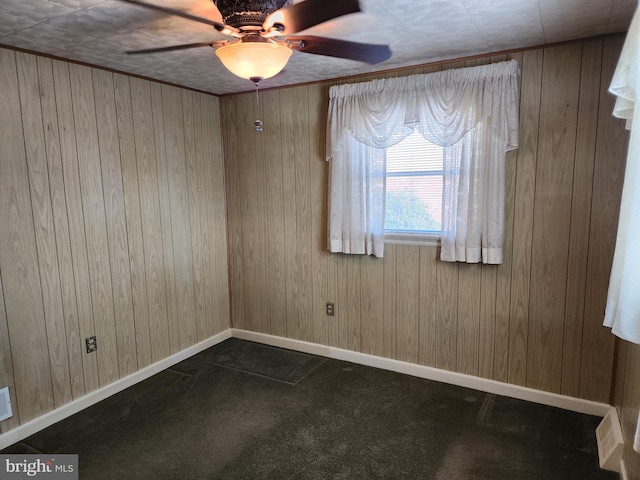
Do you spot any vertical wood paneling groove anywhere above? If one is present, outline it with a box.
[238,93,249,332]
[480,55,511,380]
[130,78,169,363]
[161,85,197,349]
[70,65,120,386]
[492,52,524,381]
[418,246,437,367]
[506,49,542,385]
[195,91,215,339]
[347,256,361,352]
[262,91,285,336]
[309,85,330,346]
[579,36,627,402]
[478,264,497,379]
[37,58,85,400]
[94,70,138,377]
[457,264,481,376]
[321,84,334,348]
[527,44,582,393]
[237,93,263,333]
[396,246,419,364]
[219,98,234,325]
[113,73,152,371]
[16,52,73,408]
[360,255,384,357]
[383,244,397,359]
[182,90,207,341]
[151,83,180,354]
[0,48,55,422]
[215,97,230,333]
[294,87,312,342]
[51,60,100,393]
[255,96,269,334]
[196,96,216,338]
[327,248,339,349]
[437,261,458,371]
[280,89,298,339]
[255,94,270,335]
[220,96,244,330]
[202,95,229,335]
[336,257,349,351]
[561,40,602,397]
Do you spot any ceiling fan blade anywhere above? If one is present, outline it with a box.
[286,36,391,64]
[126,41,228,54]
[264,0,360,35]
[118,0,235,33]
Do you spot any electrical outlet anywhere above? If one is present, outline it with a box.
[85,336,97,354]
[326,302,335,316]
[0,386,12,421]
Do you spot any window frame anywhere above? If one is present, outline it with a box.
[383,134,443,247]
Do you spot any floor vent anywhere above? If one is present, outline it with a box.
[0,386,12,422]
[596,407,624,472]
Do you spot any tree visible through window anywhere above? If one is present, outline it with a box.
[384,131,443,236]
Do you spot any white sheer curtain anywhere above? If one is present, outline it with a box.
[327,60,519,260]
[604,6,640,345]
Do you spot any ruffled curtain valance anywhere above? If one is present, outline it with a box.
[327,60,519,153]
[327,60,520,261]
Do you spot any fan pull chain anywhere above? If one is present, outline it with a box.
[253,78,263,132]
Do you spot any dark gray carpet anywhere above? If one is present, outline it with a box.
[174,339,326,384]
[1,339,616,480]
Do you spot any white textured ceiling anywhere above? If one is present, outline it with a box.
[0,0,636,95]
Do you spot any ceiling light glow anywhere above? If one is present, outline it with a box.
[215,41,292,80]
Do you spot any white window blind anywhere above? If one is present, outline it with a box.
[385,131,443,235]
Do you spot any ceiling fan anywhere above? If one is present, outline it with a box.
[120,0,392,83]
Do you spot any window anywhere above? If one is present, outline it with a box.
[327,60,519,259]
[384,131,443,242]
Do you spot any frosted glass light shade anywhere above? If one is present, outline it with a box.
[215,42,292,80]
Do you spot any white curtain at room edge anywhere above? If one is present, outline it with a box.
[605,6,640,351]
[326,60,519,261]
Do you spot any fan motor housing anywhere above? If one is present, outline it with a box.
[214,0,292,28]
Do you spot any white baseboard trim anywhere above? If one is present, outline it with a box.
[1,327,611,451]
[232,329,611,418]
[0,329,232,450]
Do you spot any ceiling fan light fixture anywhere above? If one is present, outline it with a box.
[215,41,292,80]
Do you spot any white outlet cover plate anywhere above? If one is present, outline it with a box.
[0,386,12,422]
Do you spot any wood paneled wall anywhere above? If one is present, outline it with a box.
[222,35,628,403]
[0,48,230,433]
